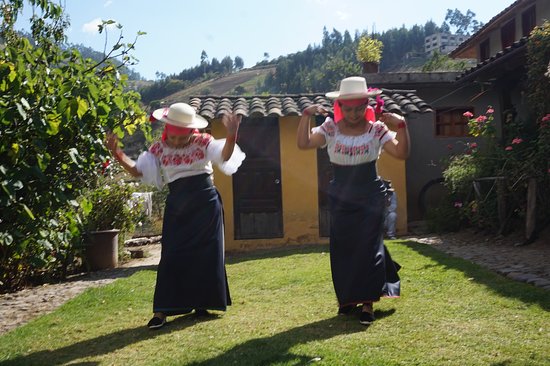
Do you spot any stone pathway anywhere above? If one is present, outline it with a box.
[408,229,550,291]
[1,230,548,335]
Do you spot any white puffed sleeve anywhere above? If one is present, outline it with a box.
[207,139,246,175]
[135,151,163,190]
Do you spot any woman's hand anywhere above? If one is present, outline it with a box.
[105,132,119,154]
[379,113,405,130]
[303,104,329,117]
[221,113,241,135]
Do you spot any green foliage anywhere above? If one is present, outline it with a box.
[422,50,470,72]
[444,8,484,35]
[425,196,463,233]
[0,0,149,292]
[441,22,550,233]
[356,36,384,63]
[443,154,485,197]
[81,179,140,234]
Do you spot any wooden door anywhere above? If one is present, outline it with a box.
[232,117,283,239]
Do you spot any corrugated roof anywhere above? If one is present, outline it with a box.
[189,90,432,119]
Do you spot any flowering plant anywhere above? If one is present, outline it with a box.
[464,106,495,137]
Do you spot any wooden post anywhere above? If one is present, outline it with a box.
[525,177,537,241]
[497,178,507,234]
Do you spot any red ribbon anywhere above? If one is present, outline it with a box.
[333,98,375,124]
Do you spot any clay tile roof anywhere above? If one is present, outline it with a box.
[455,37,528,82]
[188,90,432,119]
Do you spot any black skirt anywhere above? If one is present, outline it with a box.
[153,173,231,315]
[328,161,400,306]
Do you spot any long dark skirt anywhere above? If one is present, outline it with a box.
[328,162,400,307]
[153,173,231,315]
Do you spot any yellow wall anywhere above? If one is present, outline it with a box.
[211,117,408,251]
[378,153,408,235]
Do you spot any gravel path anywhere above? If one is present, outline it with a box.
[1,230,548,335]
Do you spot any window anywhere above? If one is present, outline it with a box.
[435,107,472,137]
[479,38,490,61]
[501,19,516,49]
[522,5,536,36]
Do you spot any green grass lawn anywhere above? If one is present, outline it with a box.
[0,241,548,365]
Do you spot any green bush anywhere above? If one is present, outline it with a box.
[0,1,149,292]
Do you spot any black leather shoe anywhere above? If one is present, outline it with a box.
[147,316,166,329]
[359,311,375,325]
[338,305,355,315]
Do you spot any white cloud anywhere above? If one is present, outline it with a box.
[82,18,103,35]
[336,11,350,21]
[104,0,113,7]
[82,18,117,35]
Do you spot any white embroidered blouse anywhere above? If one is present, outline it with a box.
[311,118,396,165]
[134,133,245,189]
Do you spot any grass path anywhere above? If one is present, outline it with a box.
[0,241,548,365]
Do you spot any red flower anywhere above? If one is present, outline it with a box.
[101,159,111,175]
[476,115,488,123]
[511,138,523,144]
[463,111,474,118]
[505,146,513,151]
[486,108,494,114]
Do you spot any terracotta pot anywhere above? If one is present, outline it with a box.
[362,61,379,74]
[85,229,119,270]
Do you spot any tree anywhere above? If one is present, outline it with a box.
[220,55,234,73]
[445,8,483,35]
[234,56,244,70]
[0,0,149,291]
[200,50,208,75]
[422,50,468,72]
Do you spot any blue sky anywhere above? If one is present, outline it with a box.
[16,0,516,80]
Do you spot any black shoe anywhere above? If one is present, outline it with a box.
[338,305,355,315]
[359,311,375,325]
[194,309,210,316]
[147,316,166,329]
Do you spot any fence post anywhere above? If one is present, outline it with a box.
[525,177,537,242]
[496,177,507,234]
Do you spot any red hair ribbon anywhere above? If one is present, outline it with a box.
[375,95,384,117]
[333,98,375,123]
[161,124,198,142]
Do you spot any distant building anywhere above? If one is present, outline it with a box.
[424,33,468,55]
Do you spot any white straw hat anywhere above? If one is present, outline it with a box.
[151,102,208,128]
[325,76,382,100]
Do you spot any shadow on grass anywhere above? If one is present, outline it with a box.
[2,310,396,365]
[0,314,218,365]
[402,241,550,311]
[188,310,396,366]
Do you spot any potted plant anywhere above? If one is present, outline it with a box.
[80,177,143,270]
[356,36,384,73]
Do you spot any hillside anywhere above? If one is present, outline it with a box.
[161,66,275,104]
